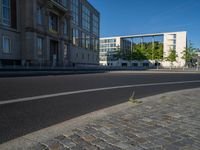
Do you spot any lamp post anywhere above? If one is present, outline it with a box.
[130,38,133,68]
[152,36,155,60]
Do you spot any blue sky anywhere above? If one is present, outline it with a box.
[88,0,200,48]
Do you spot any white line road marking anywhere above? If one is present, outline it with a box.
[1,80,200,105]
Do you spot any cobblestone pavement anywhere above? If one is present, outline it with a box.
[2,88,200,150]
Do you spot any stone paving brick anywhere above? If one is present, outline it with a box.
[84,126,119,143]
[91,138,119,149]
[69,134,99,150]
[42,139,66,150]
[163,144,180,150]
[55,135,76,148]
[29,143,49,150]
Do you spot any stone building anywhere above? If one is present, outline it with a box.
[0,0,100,67]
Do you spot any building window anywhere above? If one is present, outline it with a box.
[94,38,99,51]
[63,19,67,35]
[91,37,94,50]
[37,37,43,56]
[0,0,2,24]
[169,45,176,51]
[62,0,67,7]
[173,39,176,45]
[3,36,11,54]
[72,28,79,46]
[2,0,11,26]
[143,63,149,67]
[64,43,68,58]
[54,0,67,8]
[82,32,86,48]
[49,13,59,32]
[37,6,43,25]
[85,34,90,49]
[82,4,90,31]
[93,14,99,35]
[71,0,79,25]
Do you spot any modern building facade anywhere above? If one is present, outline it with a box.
[100,37,131,66]
[0,0,100,67]
[100,31,187,68]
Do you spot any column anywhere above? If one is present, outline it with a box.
[130,38,133,61]
[152,36,155,60]
[141,37,144,50]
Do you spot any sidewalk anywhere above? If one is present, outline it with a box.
[1,88,200,150]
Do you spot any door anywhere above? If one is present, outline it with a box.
[50,40,58,66]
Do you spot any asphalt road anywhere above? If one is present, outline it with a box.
[0,72,200,144]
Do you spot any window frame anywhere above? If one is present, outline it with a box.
[63,43,68,59]
[2,0,11,26]
[0,0,2,24]
[72,28,79,46]
[49,12,59,33]
[85,34,90,49]
[81,32,86,48]
[82,4,90,31]
[55,0,67,8]
[93,14,99,35]
[71,0,79,25]
[2,35,11,54]
[37,6,43,25]
[37,37,43,56]
[63,19,67,35]
[62,0,67,7]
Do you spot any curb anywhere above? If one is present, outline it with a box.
[0,70,200,78]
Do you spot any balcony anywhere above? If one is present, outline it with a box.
[48,0,68,12]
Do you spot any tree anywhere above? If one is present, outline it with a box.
[119,41,164,62]
[132,43,147,60]
[165,48,178,70]
[116,47,123,60]
[130,42,163,61]
[154,42,164,60]
[182,41,196,67]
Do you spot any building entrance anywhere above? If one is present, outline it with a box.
[50,40,59,66]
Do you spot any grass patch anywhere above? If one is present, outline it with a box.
[129,98,142,104]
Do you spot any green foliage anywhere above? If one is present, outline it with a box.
[115,41,163,61]
[116,47,123,59]
[131,42,163,61]
[165,48,178,63]
[182,41,196,65]
[132,49,147,60]
[154,42,164,60]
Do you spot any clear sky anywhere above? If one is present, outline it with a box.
[88,0,200,48]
